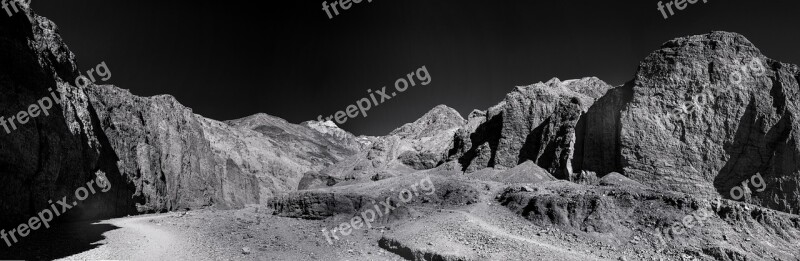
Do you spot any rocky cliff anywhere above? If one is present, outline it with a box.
[87,85,360,211]
[0,4,363,224]
[581,32,800,214]
[450,77,612,179]
[3,3,799,228]
[0,5,137,226]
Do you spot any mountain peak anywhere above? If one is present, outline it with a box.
[389,104,465,138]
[660,31,757,51]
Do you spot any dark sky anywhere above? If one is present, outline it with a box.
[32,0,800,136]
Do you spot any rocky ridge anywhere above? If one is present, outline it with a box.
[0,5,137,226]
[2,6,800,261]
[87,85,359,212]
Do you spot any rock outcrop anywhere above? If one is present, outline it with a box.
[4,2,799,234]
[499,181,800,260]
[88,86,360,211]
[451,77,613,178]
[581,32,800,214]
[88,86,243,211]
[0,6,137,226]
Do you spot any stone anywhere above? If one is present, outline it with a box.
[0,7,137,225]
[451,77,613,178]
[582,31,800,214]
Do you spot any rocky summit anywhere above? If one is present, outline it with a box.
[1,5,799,261]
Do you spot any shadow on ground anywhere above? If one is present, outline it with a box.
[0,219,119,260]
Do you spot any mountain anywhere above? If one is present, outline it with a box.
[449,77,612,177]
[298,105,465,189]
[582,32,800,214]
[87,85,360,212]
[2,5,800,259]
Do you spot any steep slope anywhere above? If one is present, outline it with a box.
[0,4,363,219]
[87,85,360,212]
[0,6,136,226]
[582,31,800,214]
[450,77,613,178]
[87,86,244,211]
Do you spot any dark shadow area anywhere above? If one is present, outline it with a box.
[86,97,145,219]
[713,96,763,198]
[518,97,583,179]
[574,81,635,176]
[455,112,504,171]
[713,91,797,214]
[0,219,120,260]
[0,4,139,229]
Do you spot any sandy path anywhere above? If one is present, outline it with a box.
[58,213,214,261]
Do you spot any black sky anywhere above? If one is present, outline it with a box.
[32,0,800,136]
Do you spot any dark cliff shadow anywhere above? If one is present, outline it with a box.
[85,99,143,219]
[0,219,119,260]
[518,97,583,179]
[573,81,635,176]
[455,112,504,171]
[0,3,140,228]
[713,93,796,213]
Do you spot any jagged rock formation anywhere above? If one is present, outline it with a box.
[88,86,359,211]
[450,77,613,179]
[299,105,465,189]
[581,32,800,214]
[3,5,799,246]
[442,32,800,216]
[88,86,243,211]
[0,6,136,226]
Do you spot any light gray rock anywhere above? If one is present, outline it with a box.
[89,86,359,211]
[307,105,465,186]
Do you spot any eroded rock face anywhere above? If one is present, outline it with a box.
[582,31,800,214]
[0,8,136,225]
[498,181,800,260]
[88,86,234,211]
[452,77,613,178]
[88,86,360,211]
